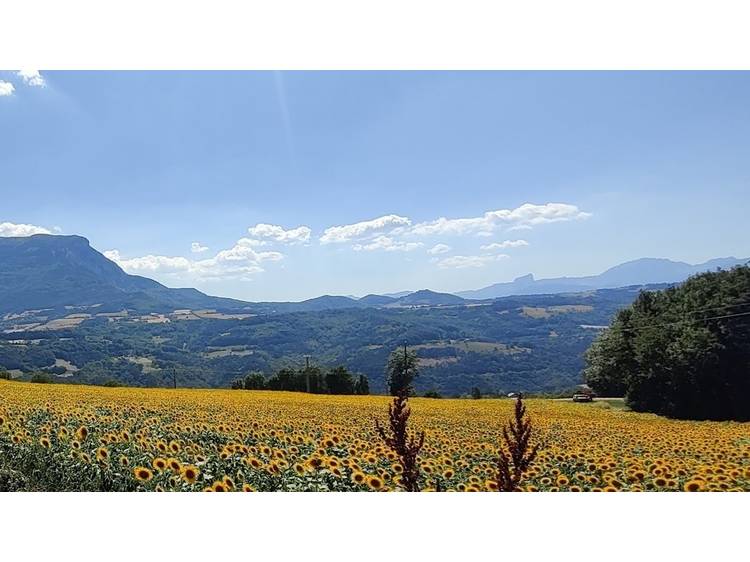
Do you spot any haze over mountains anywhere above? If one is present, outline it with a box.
[1,234,747,394]
[0,234,747,316]
[455,256,749,299]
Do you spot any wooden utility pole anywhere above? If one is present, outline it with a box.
[304,355,311,393]
[403,341,408,391]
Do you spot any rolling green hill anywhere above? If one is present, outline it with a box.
[0,285,661,395]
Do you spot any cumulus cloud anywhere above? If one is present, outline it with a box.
[247,223,311,244]
[0,221,52,237]
[0,81,15,96]
[352,236,423,252]
[320,214,411,244]
[432,254,509,269]
[190,242,209,253]
[480,239,529,251]
[408,203,590,237]
[427,243,452,255]
[104,251,192,274]
[17,70,46,87]
[105,238,284,281]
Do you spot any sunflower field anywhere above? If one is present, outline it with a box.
[0,380,748,492]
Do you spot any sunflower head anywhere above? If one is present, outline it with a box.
[683,480,704,492]
[181,465,199,484]
[366,475,383,490]
[134,466,153,481]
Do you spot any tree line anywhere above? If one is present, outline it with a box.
[230,345,425,397]
[231,365,370,395]
[584,265,750,421]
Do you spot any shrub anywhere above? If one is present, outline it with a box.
[375,392,425,491]
[30,372,53,384]
[495,397,539,492]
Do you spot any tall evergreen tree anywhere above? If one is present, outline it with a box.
[386,346,419,396]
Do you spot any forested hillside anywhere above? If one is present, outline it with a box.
[1,285,659,394]
[584,266,750,420]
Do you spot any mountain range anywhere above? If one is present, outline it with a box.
[455,256,749,299]
[0,235,246,315]
[0,234,747,317]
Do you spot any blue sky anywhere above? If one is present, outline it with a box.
[1,71,749,301]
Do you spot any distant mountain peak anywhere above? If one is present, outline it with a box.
[396,289,465,306]
[0,234,248,314]
[456,256,749,300]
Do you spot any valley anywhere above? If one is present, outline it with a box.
[0,285,656,395]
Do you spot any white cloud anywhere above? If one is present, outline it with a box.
[320,214,411,244]
[352,236,423,252]
[190,242,209,253]
[0,81,15,96]
[17,70,46,88]
[427,243,451,255]
[105,238,284,281]
[480,239,529,251]
[247,223,311,244]
[105,251,193,274]
[0,221,51,237]
[408,203,590,237]
[432,254,509,269]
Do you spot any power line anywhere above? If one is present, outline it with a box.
[616,309,750,335]
[392,306,750,345]
[637,300,750,318]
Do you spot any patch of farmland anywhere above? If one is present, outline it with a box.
[411,340,529,355]
[34,315,90,330]
[52,358,79,377]
[202,345,254,358]
[125,356,160,373]
[521,304,594,318]
[417,356,460,367]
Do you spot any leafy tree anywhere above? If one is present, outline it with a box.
[354,374,370,395]
[582,309,634,397]
[471,387,482,400]
[304,366,325,394]
[266,368,302,391]
[423,390,442,399]
[0,371,11,380]
[30,372,53,384]
[584,266,750,420]
[325,366,355,395]
[243,372,266,390]
[386,346,419,396]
